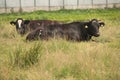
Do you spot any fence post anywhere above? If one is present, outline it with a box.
[34,0,36,10]
[19,0,22,12]
[4,0,7,13]
[77,0,79,9]
[91,0,93,8]
[106,0,108,8]
[62,0,65,9]
[48,0,50,11]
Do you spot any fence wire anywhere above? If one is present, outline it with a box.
[0,0,120,13]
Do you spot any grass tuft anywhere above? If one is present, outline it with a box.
[9,42,44,68]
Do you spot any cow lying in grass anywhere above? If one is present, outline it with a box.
[10,18,63,36]
[26,19,105,41]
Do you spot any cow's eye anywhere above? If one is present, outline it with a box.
[21,24,23,26]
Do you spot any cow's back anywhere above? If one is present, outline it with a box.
[28,20,63,30]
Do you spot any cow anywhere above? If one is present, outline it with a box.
[26,19,105,41]
[10,18,63,36]
[26,27,45,41]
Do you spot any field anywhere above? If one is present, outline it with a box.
[0,8,120,80]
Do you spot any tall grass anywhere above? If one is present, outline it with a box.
[9,42,44,68]
[0,9,120,80]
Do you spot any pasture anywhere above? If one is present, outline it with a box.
[0,8,120,80]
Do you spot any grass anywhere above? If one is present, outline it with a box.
[0,8,120,80]
[9,42,44,68]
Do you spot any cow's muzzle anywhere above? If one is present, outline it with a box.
[94,33,100,37]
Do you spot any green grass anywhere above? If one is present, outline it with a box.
[0,8,120,80]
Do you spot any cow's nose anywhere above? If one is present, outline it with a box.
[95,33,100,37]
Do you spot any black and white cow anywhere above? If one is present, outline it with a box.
[26,19,105,41]
[10,18,63,35]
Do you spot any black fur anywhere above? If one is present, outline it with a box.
[26,19,105,41]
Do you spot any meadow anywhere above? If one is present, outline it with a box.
[0,8,120,80]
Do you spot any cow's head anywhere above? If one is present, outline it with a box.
[85,19,105,37]
[10,18,30,35]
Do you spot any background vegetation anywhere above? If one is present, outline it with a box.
[0,8,120,80]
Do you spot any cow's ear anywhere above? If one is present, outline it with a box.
[10,21,16,25]
[24,20,30,24]
[99,22,105,27]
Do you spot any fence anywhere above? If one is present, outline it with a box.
[0,0,120,13]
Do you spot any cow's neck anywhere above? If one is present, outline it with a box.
[24,24,30,34]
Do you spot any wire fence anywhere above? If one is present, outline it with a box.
[0,0,120,13]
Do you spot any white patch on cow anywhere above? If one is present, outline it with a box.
[18,20,22,28]
[85,25,88,28]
